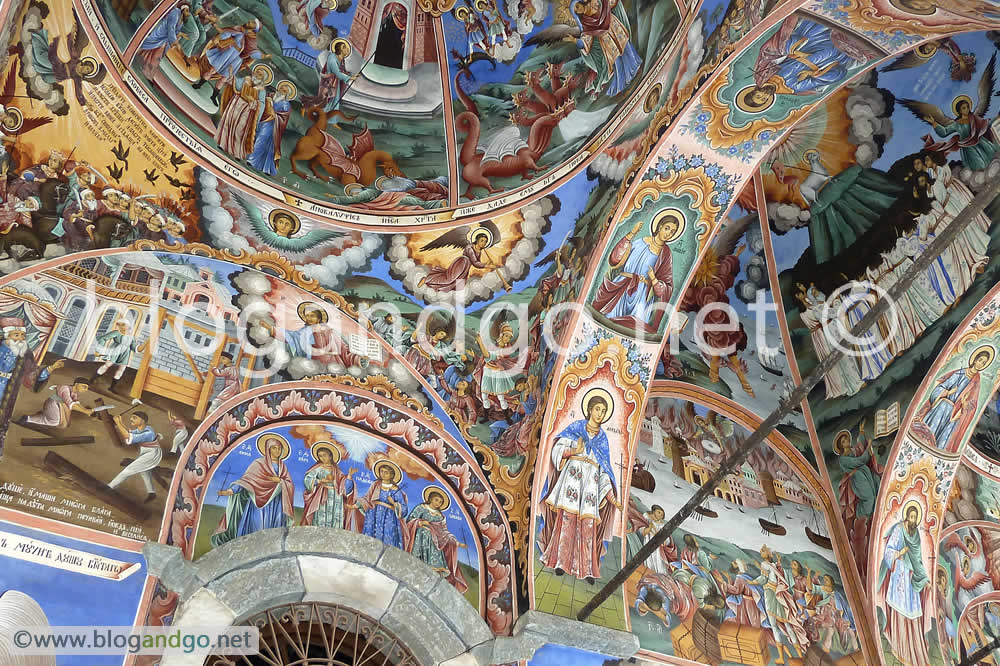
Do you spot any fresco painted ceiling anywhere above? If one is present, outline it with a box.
[2,0,1000,664]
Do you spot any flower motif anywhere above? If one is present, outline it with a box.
[705,165,721,178]
[690,155,704,167]
[696,112,710,122]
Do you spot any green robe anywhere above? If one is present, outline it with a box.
[934,120,1000,171]
[839,448,879,518]
[808,165,903,265]
[408,503,448,570]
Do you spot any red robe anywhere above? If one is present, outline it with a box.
[300,463,361,529]
[403,511,469,593]
[591,235,673,333]
[422,245,486,292]
[215,457,294,534]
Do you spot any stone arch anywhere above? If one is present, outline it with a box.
[144,527,640,666]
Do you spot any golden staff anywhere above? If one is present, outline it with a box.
[483,248,512,291]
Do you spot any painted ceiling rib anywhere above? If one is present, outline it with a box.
[577,173,1000,623]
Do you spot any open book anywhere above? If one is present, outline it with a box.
[349,335,383,362]
[874,402,900,439]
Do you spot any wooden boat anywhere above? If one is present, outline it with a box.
[806,526,833,550]
[759,517,787,536]
[694,504,718,518]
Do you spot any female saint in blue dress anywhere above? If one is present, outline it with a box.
[358,459,409,549]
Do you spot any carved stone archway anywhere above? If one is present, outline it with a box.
[144,527,639,666]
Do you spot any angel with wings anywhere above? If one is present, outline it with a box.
[0,61,53,142]
[416,222,511,293]
[234,198,348,253]
[24,9,107,112]
[901,52,1000,171]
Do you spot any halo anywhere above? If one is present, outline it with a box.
[468,225,494,247]
[473,0,490,11]
[251,63,274,86]
[833,429,852,454]
[735,84,776,114]
[311,441,342,463]
[581,387,614,423]
[650,208,686,242]
[1,107,23,132]
[373,459,403,485]
[256,433,291,460]
[78,56,101,80]
[344,182,364,196]
[455,4,471,19]
[969,344,996,368]
[888,0,936,15]
[422,485,451,510]
[276,79,298,100]
[965,533,980,555]
[915,41,938,58]
[802,148,820,162]
[331,38,352,56]
[952,94,973,116]
[902,499,923,524]
[643,83,662,114]
[297,301,329,324]
[268,208,301,236]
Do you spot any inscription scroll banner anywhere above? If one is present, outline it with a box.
[0,530,141,581]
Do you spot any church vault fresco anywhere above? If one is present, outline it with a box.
[0,0,999,663]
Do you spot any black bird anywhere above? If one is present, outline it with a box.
[107,163,123,183]
[169,151,187,171]
[165,173,185,188]
[143,168,159,185]
[179,187,194,200]
[111,139,129,171]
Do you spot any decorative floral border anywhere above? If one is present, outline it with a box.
[163,386,516,634]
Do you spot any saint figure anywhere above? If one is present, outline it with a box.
[915,345,994,453]
[212,434,295,546]
[538,388,621,582]
[0,318,63,459]
[405,486,469,592]
[878,502,932,666]
[358,459,409,549]
[301,441,361,529]
[592,208,681,334]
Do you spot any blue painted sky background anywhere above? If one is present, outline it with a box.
[0,520,147,666]
[202,424,482,568]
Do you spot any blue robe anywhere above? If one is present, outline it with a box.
[248,98,290,175]
[140,8,183,51]
[760,19,859,97]
[203,28,260,81]
[361,484,408,549]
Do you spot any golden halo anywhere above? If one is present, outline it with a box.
[297,301,329,324]
[902,499,923,524]
[1,107,23,132]
[888,0,936,15]
[422,485,451,510]
[915,42,939,58]
[833,429,852,454]
[952,94,973,116]
[78,56,101,80]
[468,225,494,247]
[331,38,352,56]
[581,387,614,423]
[735,84,776,114]
[251,63,274,86]
[344,182,363,196]
[455,5,471,19]
[650,207,686,242]
[276,79,297,100]
[643,83,662,114]
[311,441,342,464]
[473,0,490,11]
[268,208,301,236]
[373,459,403,485]
[969,344,996,368]
[256,433,291,460]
